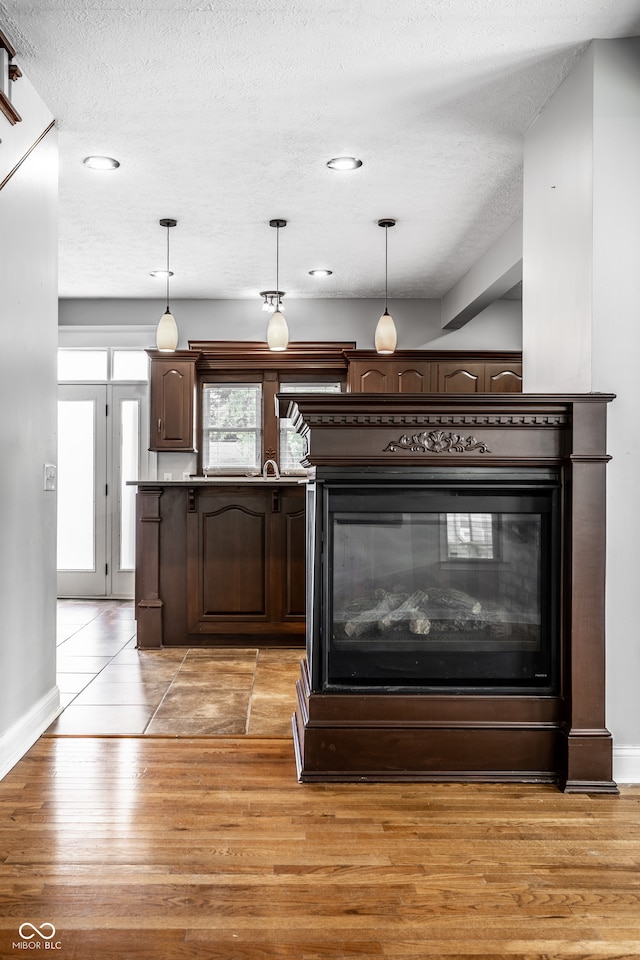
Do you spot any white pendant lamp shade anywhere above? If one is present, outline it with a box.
[376,218,397,355]
[267,219,289,351]
[375,308,397,355]
[156,307,179,352]
[267,309,289,351]
[155,218,178,352]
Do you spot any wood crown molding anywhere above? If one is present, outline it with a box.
[187,340,356,372]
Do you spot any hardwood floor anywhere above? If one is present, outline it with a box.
[1,737,640,959]
[1,602,638,958]
[51,600,300,737]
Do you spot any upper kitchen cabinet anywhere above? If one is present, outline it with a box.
[346,353,433,393]
[346,351,522,394]
[434,359,523,393]
[148,350,199,451]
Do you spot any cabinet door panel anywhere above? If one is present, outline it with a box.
[436,363,483,393]
[149,357,196,450]
[486,364,523,393]
[396,365,430,392]
[350,364,391,392]
[282,502,306,618]
[200,499,268,617]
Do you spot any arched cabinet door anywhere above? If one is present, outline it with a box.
[434,361,523,393]
[148,352,198,451]
[348,359,433,393]
[396,366,429,392]
[435,363,483,393]
[486,364,523,393]
[348,363,392,392]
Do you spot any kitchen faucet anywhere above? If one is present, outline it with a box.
[262,459,280,479]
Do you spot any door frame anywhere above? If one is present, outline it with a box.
[57,379,153,599]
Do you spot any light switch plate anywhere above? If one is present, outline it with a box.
[43,463,56,491]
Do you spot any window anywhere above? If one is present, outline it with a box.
[202,383,263,474]
[112,350,149,381]
[446,513,494,559]
[58,348,148,382]
[279,381,342,474]
[58,349,108,381]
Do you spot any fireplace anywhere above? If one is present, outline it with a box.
[282,392,617,793]
[324,470,559,693]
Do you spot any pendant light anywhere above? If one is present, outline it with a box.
[375,218,398,355]
[155,218,179,352]
[266,219,289,351]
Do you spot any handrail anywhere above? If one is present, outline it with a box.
[0,119,56,193]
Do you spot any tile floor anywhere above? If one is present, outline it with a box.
[48,599,302,737]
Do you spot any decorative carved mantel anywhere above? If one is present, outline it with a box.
[279,392,617,794]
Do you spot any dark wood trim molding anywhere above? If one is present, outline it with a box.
[134,486,164,649]
[187,340,355,373]
[0,119,56,193]
[0,29,17,58]
[0,90,21,125]
[0,28,21,124]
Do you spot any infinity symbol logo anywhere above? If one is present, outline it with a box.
[19,922,56,940]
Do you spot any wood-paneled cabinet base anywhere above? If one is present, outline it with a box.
[134,481,305,647]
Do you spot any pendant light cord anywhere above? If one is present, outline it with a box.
[275,224,280,308]
[166,224,171,311]
[384,224,388,314]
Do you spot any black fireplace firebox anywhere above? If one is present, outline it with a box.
[283,392,617,792]
[320,469,559,694]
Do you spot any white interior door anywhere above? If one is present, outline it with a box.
[57,385,108,596]
[110,384,147,597]
[57,382,149,598]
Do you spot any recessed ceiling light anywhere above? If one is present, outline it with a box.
[308,269,333,277]
[150,269,174,279]
[83,155,120,170]
[326,156,362,171]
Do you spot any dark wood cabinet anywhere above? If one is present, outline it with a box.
[434,361,484,393]
[434,360,523,393]
[148,351,198,451]
[135,480,305,647]
[347,358,432,393]
[484,362,523,393]
[187,484,305,637]
[146,345,523,452]
[346,351,522,394]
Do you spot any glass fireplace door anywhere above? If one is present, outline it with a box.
[325,483,559,693]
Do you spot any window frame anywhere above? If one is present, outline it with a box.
[200,380,264,475]
[192,345,351,477]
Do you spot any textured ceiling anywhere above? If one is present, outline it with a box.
[2,0,640,301]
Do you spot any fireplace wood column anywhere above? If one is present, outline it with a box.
[561,399,615,792]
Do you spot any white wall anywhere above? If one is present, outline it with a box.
[522,46,595,391]
[591,40,640,774]
[0,78,60,778]
[58,296,522,352]
[523,39,640,782]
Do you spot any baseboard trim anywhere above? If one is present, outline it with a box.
[613,745,640,784]
[0,687,61,781]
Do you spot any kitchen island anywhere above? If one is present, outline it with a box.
[133,478,306,648]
